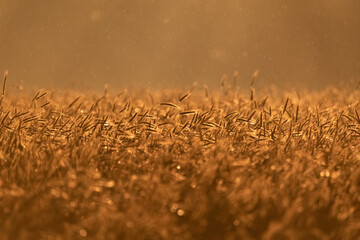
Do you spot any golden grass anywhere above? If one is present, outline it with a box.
[0,81,359,239]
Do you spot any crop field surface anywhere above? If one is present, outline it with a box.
[0,83,360,239]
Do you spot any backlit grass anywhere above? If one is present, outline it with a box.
[0,78,360,239]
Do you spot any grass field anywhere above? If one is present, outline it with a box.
[0,76,360,239]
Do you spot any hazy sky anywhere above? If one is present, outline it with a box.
[0,0,359,91]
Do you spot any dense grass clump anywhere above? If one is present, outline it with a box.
[0,83,359,239]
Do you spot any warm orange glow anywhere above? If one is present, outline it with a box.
[0,2,360,239]
[0,1,359,90]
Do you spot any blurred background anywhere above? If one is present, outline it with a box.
[0,0,359,91]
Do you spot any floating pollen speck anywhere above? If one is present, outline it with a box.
[79,229,87,237]
[177,209,185,216]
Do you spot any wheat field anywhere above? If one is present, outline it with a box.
[0,75,360,239]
